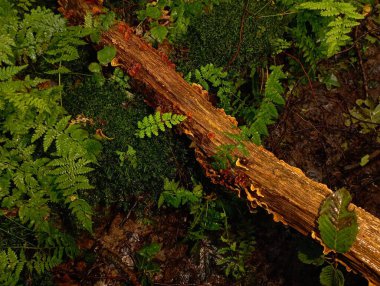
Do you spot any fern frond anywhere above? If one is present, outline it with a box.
[0,248,25,286]
[0,34,15,66]
[31,124,48,143]
[0,65,27,81]
[298,1,364,57]
[136,111,186,138]
[68,198,93,232]
[188,63,236,113]
[245,66,286,144]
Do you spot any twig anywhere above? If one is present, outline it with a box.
[354,26,369,98]
[344,149,380,171]
[283,51,315,98]
[225,0,249,69]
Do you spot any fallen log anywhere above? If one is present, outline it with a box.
[58,1,380,284]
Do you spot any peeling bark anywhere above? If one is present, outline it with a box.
[58,1,380,284]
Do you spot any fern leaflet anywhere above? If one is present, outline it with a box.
[136,112,186,138]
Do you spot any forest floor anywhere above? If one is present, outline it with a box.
[52,7,379,286]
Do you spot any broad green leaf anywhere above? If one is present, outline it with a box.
[320,265,344,286]
[146,6,161,19]
[150,26,168,42]
[318,188,358,253]
[138,242,161,259]
[97,46,116,65]
[298,251,325,266]
[88,62,101,73]
[359,154,370,166]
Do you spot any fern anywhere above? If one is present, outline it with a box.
[298,1,364,57]
[158,178,201,208]
[0,1,103,282]
[243,66,286,145]
[0,34,15,66]
[136,111,186,138]
[0,248,25,286]
[345,94,380,142]
[137,0,222,42]
[16,0,36,12]
[0,65,27,81]
[186,63,238,114]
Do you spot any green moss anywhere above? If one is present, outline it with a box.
[177,0,288,73]
[63,77,189,208]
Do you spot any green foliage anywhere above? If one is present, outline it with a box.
[116,145,137,169]
[0,248,25,286]
[97,46,116,65]
[241,65,286,145]
[136,242,161,286]
[318,188,358,253]
[345,98,380,142]
[158,178,201,208]
[320,265,345,286]
[158,179,256,279]
[298,1,364,58]
[211,144,237,170]
[179,0,288,72]
[16,0,36,12]
[297,249,325,266]
[83,10,116,43]
[158,179,224,239]
[187,64,286,145]
[63,77,189,207]
[277,0,364,67]
[136,111,186,138]
[13,7,91,75]
[0,1,102,283]
[359,154,370,167]
[136,0,222,43]
[186,63,239,114]
[111,67,131,91]
[297,239,325,266]
[216,235,256,280]
[88,62,102,73]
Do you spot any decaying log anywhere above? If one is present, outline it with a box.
[58,1,380,284]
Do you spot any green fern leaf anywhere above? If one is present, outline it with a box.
[31,124,47,143]
[69,198,93,232]
[0,65,27,81]
[136,111,186,138]
[0,34,15,66]
[43,129,58,152]
[298,1,364,58]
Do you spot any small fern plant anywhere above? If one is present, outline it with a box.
[136,111,186,138]
[0,1,102,283]
[186,63,239,114]
[298,0,364,58]
[277,0,364,66]
[241,65,286,145]
[136,0,222,42]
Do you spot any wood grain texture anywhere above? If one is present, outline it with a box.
[59,1,380,283]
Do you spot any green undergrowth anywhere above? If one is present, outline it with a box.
[176,0,288,73]
[63,77,191,209]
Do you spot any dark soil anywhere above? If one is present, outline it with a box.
[267,44,380,218]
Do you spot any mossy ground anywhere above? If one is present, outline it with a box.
[175,0,288,73]
[63,76,191,209]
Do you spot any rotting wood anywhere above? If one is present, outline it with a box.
[58,1,380,284]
